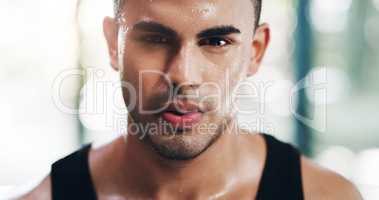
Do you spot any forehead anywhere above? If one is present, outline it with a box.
[121,0,255,35]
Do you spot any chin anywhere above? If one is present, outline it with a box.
[145,129,221,160]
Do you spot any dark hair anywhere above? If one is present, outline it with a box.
[114,0,262,27]
[254,0,262,27]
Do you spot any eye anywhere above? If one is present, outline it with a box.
[198,37,231,47]
[140,34,170,44]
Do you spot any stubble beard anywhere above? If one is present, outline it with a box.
[135,116,231,161]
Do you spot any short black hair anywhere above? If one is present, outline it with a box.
[114,0,262,27]
[254,0,262,27]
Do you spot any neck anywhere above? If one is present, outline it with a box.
[119,119,243,198]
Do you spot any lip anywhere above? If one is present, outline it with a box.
[165,101,203,114]
[160,102,203,129]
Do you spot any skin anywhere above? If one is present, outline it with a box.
[19,0,363,199]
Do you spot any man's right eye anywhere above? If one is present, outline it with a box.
[139,35,170,44]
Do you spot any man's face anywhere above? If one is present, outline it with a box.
[104,0,269,160]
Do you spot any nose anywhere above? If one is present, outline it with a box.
[166,43,203,90]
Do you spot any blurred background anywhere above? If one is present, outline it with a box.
[0,0,378,199]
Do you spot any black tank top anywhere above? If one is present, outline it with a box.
[51,134,304,200]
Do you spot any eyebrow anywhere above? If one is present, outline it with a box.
[196,25,241,38]
[132,21,241,39]
[133,21,177,37]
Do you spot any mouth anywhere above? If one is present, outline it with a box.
[160,102,203,130]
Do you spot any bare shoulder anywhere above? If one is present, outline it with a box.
[16,175,51,200]
[301,156,363,200]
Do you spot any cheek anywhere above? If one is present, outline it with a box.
[198,50,249,109]
[201,58,248,90]
[122,39,169,73]
[204,44,249,66]
[122,74,166,114]
[198,73,242,115]
[199,47,250,97]
[121,42,170,93]
[120,62,163,111]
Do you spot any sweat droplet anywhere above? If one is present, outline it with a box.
[191,3,216,18]
[200,8,209,14]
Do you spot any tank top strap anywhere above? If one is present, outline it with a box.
[256,134,304,200]
[51,144,97,200]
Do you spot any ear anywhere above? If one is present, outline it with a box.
[103,16,119,71]
[248,23,270,77]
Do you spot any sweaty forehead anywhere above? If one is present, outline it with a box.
[122,0,255,35]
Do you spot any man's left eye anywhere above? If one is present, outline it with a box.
[198,37,231,47]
